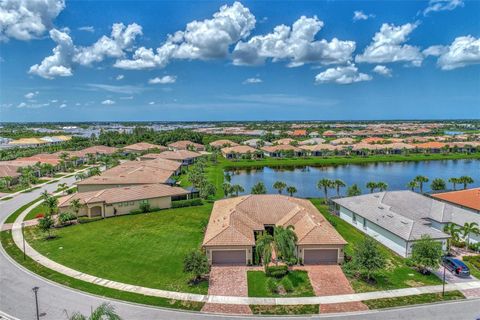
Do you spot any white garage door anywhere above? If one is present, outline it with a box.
[212,250,246,265]
[304,249,338,265]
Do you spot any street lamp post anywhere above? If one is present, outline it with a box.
[442,265,446,297]
[21,222,25,260]
[32,286,40,320]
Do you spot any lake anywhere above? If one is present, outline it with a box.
[226,159,480,197]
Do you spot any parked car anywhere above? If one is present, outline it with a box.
[442,257,470,278]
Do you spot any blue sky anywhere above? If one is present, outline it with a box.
[0,0,479,122]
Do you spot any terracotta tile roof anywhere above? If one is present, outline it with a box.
[292,130,307,136]
[210,140,239,148]
[414,142,447,149]
[221,145,257,155]
[15,153,61,165]
[168,140,204,151]
[122,142,167,152]
[203,195,346,247]
[273,138,296,145]
[261,144,303,153]
[58,184,189,207]
[361,137,387,144]
[330,138,355,145]
[137,158,182,171]
[154,150,202,161]
[0,164,22,178]
[73,146,119,157]
[300,144,338,152]
[432,188,480,212]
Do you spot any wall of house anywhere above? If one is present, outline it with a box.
[204,246,253,265]
[297,244,345,263]
[103,196,172,217]
[339,206,408,257]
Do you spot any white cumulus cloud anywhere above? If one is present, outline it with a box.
[353,11,375,21]
[59,103,66,108]
[428,36,480,70]
[114,2,255,70]
[101,99,115,105]
[116,74,124,80]
[232,15,356,67]
[372,65,392,76]
[78,26,95,33]
[148,75,176,84]
[243,77,262,84]
[0,0,65,42]
[24,91,39,99]
[315,64,372,85]
[355,23,423,66]
[423,0,464,16]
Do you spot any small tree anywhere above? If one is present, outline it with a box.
[273,181,287,194]
[38,215,55,239]
[183,250,210,284]
[406,180,418,192]
[461,222,480,248]
[256,232,274,270]
[347,184,362,196]
[68,302,121,320]
[410,235,443,274]
[230,184,244,196]
[274,225,297,263]
[251,182,267,194]
[333,179,346,197]
[366,181,378,193]
[199,181,216,199]
[317,178,334,201]
[352,237,386,281]
[448,177,459,190]
[414,175,429,193]
[286,185,297,197]
[222,182,232,197]
[376,182,388,192]
[69,199,84,218]
[430,178,446,191]
[139,202,151,213]
[458,176,474,189]
[444,223,461,252]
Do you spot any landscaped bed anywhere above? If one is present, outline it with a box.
[24,204,212,294]
[311,199,443,292]
[247,270,315,297]
[250,304,320,315]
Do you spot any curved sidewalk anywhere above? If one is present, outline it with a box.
[8,203,480,306]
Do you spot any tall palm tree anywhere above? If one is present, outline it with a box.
[222,182,232,197]
[376,182,388,191]
[333,179,346,197]
[448,177,459,190]
[3,176,12,190]
[458,176,474,190]
[230,184,244,196]
[406,180,418,191]
[69,199,84,218]
[286,185,297,197]
[68,303,121,320]
[44,195,59,216]
[462,222,480,248]
[317,178,334,201]
[255,232,274,271]
[273,181,287,194]
[274,225,297,262]
[444,223,461,252]
[414,175,429,193]
[366,181,378,193]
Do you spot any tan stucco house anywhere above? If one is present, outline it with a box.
[203,195,346,265]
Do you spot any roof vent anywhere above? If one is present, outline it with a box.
[378,206,384,210]
[401,221,408,225]
[387,213,394,218]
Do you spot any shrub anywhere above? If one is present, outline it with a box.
[78,217,103,224]
[183,250,209,283]
[452,239,466,248]
[463,256,480,269]
[58,212,76,225]
[35,213,45,219]
[266,278,278,293]
[266,265,288,278]
[139,202,151,213]
[172,198,203,208]
[280,277,293,293]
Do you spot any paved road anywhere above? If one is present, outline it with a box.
[1,177,480,320]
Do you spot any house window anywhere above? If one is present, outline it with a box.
[140,199,149,204]
[353,213,356,223]
[363,218,367,229]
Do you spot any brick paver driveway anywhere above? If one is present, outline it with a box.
[201,266,252,314]
[297,265,369,313]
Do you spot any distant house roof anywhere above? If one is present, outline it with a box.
[122,142,167,152]
[203,195,346,247]
[221,145,257,155]
[432,188,480,212]
[209,140,239,148]
[261,144,303,153]
[154,150,202,161]
[8,138,47,145]
[300,144,339,152]
[15,153,62,165]
[333,191,479,241]
[330,138,355,145]
[414,142,447,149]
[168,140,204,151]
[298,138,327,145]
[274,138,296,145]
[76,145,119,157]
[59,184,189,207]
[242,139,272,147]
[361,137,387,144]
[322,130,336,137]
[292,130,307,137]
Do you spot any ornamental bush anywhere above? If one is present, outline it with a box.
[266,265,288,278]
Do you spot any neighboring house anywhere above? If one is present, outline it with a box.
[298,138,327,145]
[291,130,307,137]
[330,138,355,145]
[332,191,480,257]
[148,150,202,165]
[300,144,341,156]
[7,136,71,148]
[76,160,178,192]
[274,138,296,145]
[203,195,346,265]
[168,140,205,152]
[308,132,320,138]
[221,145,261,159]
[242,139,272,148]
[361,137,387,144]
[58,184,189,218]
[432,188,480,213]
[0,164,22,184]
[322,130,337,137]
[122,142,167,154]
[413,142,447,153]
[209,139,239,149]
[261,145,305,158]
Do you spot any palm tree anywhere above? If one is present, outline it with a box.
[444,223,461,252]
[3,176,12,190]
[88,167,101,176]
[255,232,274,270]
[69,199,84,218]
[273,181,287,194]
[67,302,121,320]
[317,178,334,201]
[376,182,388,191]
[44,195,59,216]
[366,181,378,193]
[230,184,244,196]
[274,225,297,262]
[458,176,474,190]
[347,184,362,196]
[333,179,346,197]
[222,182,232,197]
[448,177,459,190]
[251,182,267,194]
[414,175,429,193]
[75,172,87,181]
[406,180,418,191]
[462,222,480,248]
[286,185,297,197]
[59,152,70,172]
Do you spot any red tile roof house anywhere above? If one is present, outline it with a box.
[209,139,239,149]
[121,142,167,154]
[413,142,447,153]
[202,195,346,265]
[432,188,480,213]
[261,144,305,158]
[221,145,262,159]
[167,140,205,152]
[300,144,345,156]
[291,129,307,137]
[58,184,189,218]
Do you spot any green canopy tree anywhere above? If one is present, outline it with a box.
[410,235,443,274]
[430,178,446,191]
[183,250,209,284]
[256,232,274,270]
[352,237,386,281]
[251,182,267,194]
[458,176,474,190]
[68,303,121,320]
[230,184,244,197]
[462,222,480,248]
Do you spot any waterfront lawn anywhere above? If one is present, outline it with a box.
[250,305,319,315]
[25,204,213,294]
[311,199,442,292]
[248,270,315,298]
[363,290,464,309]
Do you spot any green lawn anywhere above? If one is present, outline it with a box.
[24,202,50,221]
[363,291,464,309]
[247,270,315,297]
[0,230,203,311]
[25,204,213,294]
[250,304,319,315]
[462,258,480,279]
[310,199,442,292]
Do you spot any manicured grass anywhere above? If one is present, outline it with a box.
[20,186,41,193]
[363,290,464,309]
[4,196,43,223]
[250,304,319,315]
[24,202,49,221]
[53,173,66,178]
[0,184,27,194]
[311,199,442,293]
[247,270,315,297]
[462,257,480,279]
[0,196,13,201]
[25,204,213,294]
[0,230,203,311]
[47,180,60,184]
